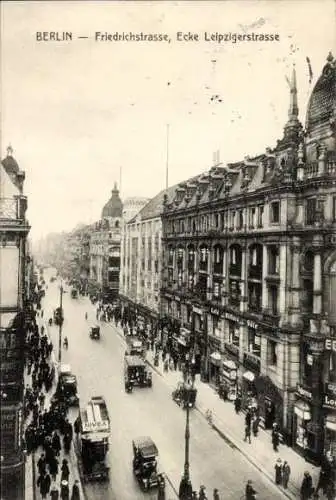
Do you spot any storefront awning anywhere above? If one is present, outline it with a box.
[210,352,221,366]
[294,400,311,420]
[223,360,237,370]
[177,338,187,346]
[325,414,336,431]
[243,371,255,383]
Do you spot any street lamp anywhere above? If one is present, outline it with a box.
[179,358,195,499]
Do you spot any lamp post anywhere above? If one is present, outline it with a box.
[179,356,195,499]
[58,282,64,363]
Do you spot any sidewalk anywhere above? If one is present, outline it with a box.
[142,348,324,500]
[24,315,86,500]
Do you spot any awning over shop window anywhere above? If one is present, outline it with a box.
[223,360,237,370]
[243,371,255,383]
[326,414,336,431]
[210,352,221,366]
[294,400,311,420]
[177,338,187,346]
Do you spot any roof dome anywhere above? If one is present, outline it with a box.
[305,52,336,132]
[101,182,123,218]
[1,145,19,175]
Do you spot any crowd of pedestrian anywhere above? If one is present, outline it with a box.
[23,306,80,500]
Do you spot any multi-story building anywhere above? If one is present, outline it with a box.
[120,188,176,331]
[122,196,150,224]
[161,54,336,465]
[0,146,30,499]
[89,183,123,301]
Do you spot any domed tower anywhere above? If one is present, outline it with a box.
[305,52,336,167]
[101,182,123,228]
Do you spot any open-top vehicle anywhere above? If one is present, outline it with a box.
[132,436,162,490]
[124,355,152,391]
[125,336,146,358]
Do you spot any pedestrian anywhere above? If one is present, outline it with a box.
[234,395,242,414]
[245,410,252,428]
[61,459,70,482]
[199,485,207,500]
[245,480,257,500]
[244,424,251,444]
[48,455,59,481]
[70,480,80,500]
[272,429,280,452]
[300,471,313,500]
[50,485,59,499]
[282,461,291,489]
[37,453,47,475]
[37,472,51,499]
[213,488,220,500]
[52,432,61,456]
[60,480,70,500]
[274,458,282,485]
[252,416,260,437]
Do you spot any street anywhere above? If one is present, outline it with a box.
[42,272,286,500]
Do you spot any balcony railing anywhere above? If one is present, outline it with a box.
[305,162,318,179]
[0,197,19,220]
[262,309,280,326]
[326,161,336,176]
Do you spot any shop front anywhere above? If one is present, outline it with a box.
[293,384,317,458]
[208,334,222,385]
[323,382,336,466]
[241,350,261,411]
[254,374,284,432]
[221,359,238,400]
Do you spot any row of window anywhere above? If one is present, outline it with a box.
[165,195,336,235]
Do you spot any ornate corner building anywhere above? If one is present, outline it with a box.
[0,147,30,499]
[89,183,123,301]
[160,54,336,465]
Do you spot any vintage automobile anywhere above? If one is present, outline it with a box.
[124,355,152,391]
[132,436,162,490]
[52,364,79,406]
[90,325,100,340]
[172,381,197,409]
[76,396,110,482]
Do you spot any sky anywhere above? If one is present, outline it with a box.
[1,0,335,240]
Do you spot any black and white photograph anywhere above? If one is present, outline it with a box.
[0,1,335,499]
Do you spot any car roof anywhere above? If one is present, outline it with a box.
[125,355,146,366]
[133,436,158,457]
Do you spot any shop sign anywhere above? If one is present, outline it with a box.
[224,312,240,323]
[325,338,336,352]
[247,319,258,330]
[324,394,336,408]
[296,384,313,400]
[192,306,203,315]
[210,306,220,316]
[0,407,20,456]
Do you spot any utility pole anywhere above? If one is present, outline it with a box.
[58,282,64,363]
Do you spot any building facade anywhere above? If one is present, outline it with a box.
[161,55,336,465]
[120,188,175,331]
[0,147,30,499]
[89,183,123,301]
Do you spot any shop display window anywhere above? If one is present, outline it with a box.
[296,419,308,448]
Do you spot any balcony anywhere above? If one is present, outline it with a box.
[326,160,336,176]
[262,309,280,327]
[305,162,318,179]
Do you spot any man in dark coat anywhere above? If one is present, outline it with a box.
[37,453,47,476]
[300,471,313,500]
[272,429,280,452]
[37,472,51,499]
[70,480,80,500]
[274,458,282,485]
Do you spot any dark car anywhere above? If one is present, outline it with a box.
[90,325,100,340]
[132,436,160,490]
[124,355,152,391]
